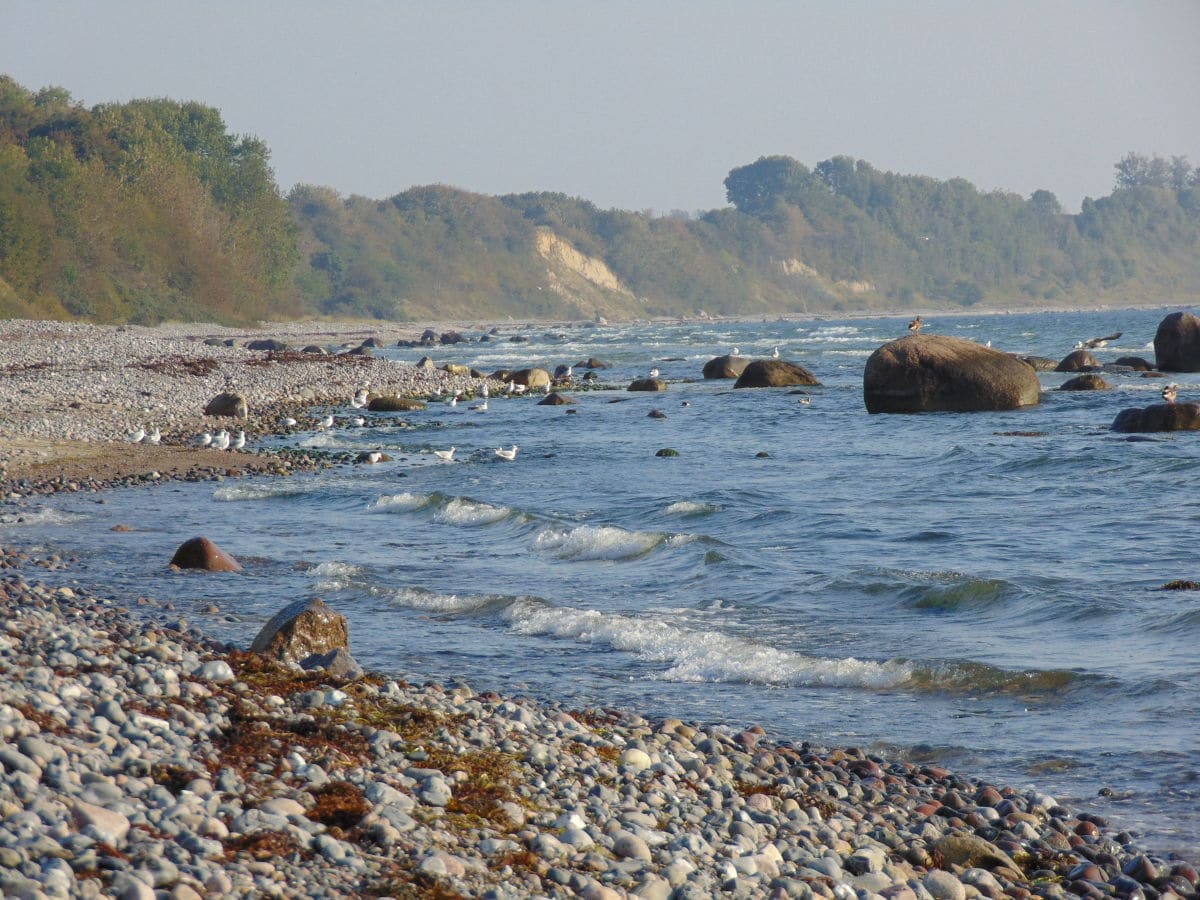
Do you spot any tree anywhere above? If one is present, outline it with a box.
[724,155,811,216]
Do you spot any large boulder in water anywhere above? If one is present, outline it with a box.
[1111,402,1200,433]
[863,334,1041,414]
[734,359,820,389]
[250,598,350,667]
[511,367,552,389]
[169,537,242,572]
[1058,374,1110,391]
[1114,356,1153,372]
[1056,350,1098,372]
[703,355,750,379]
[204,392,248,419]
[367,396,426,412]
[1154,311,1200,372]
[628,378,668,392]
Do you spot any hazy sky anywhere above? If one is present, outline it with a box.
[4,1,1198,214]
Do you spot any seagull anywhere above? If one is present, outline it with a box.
[731,347,740,356]
[350,389,367,409]
[366,451,382,464]
[212,430,231,451]
[319,414,335,429]
[192,431,213,447]
[472,399,488,411]
[434,447,455,461]
[449,393,459,407]
[681,400,691,407]
[908,316,924,333]
[231,429,246,450]
[352,416,366,427]
[512,383,527,395]
[1162,383,1179,404]
[542,381,552,393]
[772,347,780,359]
[126,427,145,443]
[494,444,518,461]
[649,368,660,379]
[282,417,298,427]
[1082,331,1122,349]
[798,397,812,406]
[146,427,161,445]
[481,382,490,398]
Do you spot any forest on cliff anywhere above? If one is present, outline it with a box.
[1,77,1198,324]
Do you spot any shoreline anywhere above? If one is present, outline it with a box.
[1,316,1196,896]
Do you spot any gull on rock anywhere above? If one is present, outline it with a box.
[731,347,740,356]
[1162,383,1179,404]
[352,416,365,427]
[481,382,490,398]
[649,368,660,379]
[434,447,455,461]
[772,347,780,358]
[494,444,518,461]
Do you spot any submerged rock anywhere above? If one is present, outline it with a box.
[733,359,820,388]
[169,536,242,573]
[628,378,667,392]
[1111,401,1200,433]
[367,396,426,412]
[1058,374,1110,391]
[1056,349,1099,372]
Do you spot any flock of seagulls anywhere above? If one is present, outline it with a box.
[184,428,245,451]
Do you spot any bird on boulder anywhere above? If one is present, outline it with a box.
[1162,383,1179,404]
[908,316,924,333]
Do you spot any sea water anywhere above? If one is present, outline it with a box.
[7,307,1199,856]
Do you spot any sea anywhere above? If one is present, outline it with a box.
[5,307,1198,858]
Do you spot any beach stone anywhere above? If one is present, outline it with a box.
[299,647,362,678]
[703,354,750,379]
[1154,311,1200,371]
[250,598,349,665]
[628,378,668,391]
[245,338,287,351]
[538,392,576,406]
[441,363,471,376]
[71,798,131,845]
[863,334,1041,414]
[1058,374,1109,391]
[203,391,248,418]
[1056,350,1099,372]
[195,660,235,682]
[620,747,653,772]
[511,367,552,389]
[168,536,242,572]
[923,870,967,900]
[931,834,1022,876]
[613,832,653,861]
[733,359,820,389]
[1111,401,1200,433]
[1020,356,1058,370]
[367,396,426,412]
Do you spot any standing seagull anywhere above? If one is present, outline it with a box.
[126,427,145,444]
[772,347,780,358]
[731,347,740,357]
[908,316,924,333]
[192,431,213,447]
[319,414,335,429]
[212,430,231,451]
[1162,383,1179,404]
[649,367,660,379]
[146,427,161,445]
[231,429,246,451]
[434,447,456,461]
[494,445,518,461]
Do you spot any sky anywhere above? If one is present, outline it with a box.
[3,1,1199,215]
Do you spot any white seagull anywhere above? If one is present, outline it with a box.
[350,387,369,408]
[481,382,490,398]
[212,430,231,451]
[772,347,780,359]
[649,368,660,379]
[434,447,456,461]
[126,427,145,443]
[352,416,366,427]
[146,427,161,445]
[319,414,335,429]
[231,429,246,450]
[1162,383,1179,404]
[494,444,518,461]
[192,431,213,447]
[731,347,740,356]
[282,417,298,427]
[472,399,488,411]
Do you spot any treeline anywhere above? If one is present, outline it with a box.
[1,77,1198,324]
[0,77,297,323]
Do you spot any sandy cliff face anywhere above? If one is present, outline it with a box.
[535,230,632,295]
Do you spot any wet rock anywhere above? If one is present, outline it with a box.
[734,359,820,388]
[647,409,667,418]
[299,647,362,679]
[250,598,350,666]
[168,537,242,573]
[245,338,287,351]
[655,448,679,457]
[931,834,1023,876]
[1056,349,1099,372]
[538,392,576,406]
[203,392,248,419]
[1058,374,1110,391]
[864,335,1041,414]
[1154,311,1200,372]
[577,358,611,369]
[1114,356,1153,371]
[511,367,552,389]
[702,354,750,379]
[1111,402,1200,433]
[1020,355,1059,371]
[628,378,667,392]
[367,396,426,412]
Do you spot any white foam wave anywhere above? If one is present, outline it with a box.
[532,524,675,560]
[504,600,909,688]
[368,492,433,512]
[433,498,513,526]
[297,433,344,448]
[664,500,718,517]
[213,483,309,502]
[307,561,363,579]
[0,507,84,528]
[805,325,861,337]
[387,586,498,613]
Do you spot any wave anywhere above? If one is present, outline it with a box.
[213,482,312,502]
[306,561,364,579]
[899,577,1011,611]
[531,524,698,561]
[0,506,84,528]
[503,598,910,688]
[368,491,438,512]
[385,585,506,614]
[663,500,719,517]
[905,660,1096,699]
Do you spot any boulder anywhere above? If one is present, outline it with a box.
[1154,311,1200,371]
[863,334,1041,414]
[204,392,248,419]
[299,647,362,679]
[1114,356,1153,371]
[491,369,513,382]
[441,363,471,377]
[250,598,350,666]
[1056,350,1099,372]
[245,338,287,351]
[510,367,552,389]
[655,448,679,457]
[1058,374,1110,391]
[702,355,750,379]
[577,357,611,369]
[301,345,328,355]
[931,834,1023,878]
[538,392,576,406]
[439,330,467,344]
[415,356,436,370]
[420,328,438,343]
[734,359,820,389]
[1019,356,1059,371]
[169,537,242,573]
[359,337,383,348]
[1111,402,1200,433]
[343,344,373,357]
[367,396,426,412]
[628,378,668,392]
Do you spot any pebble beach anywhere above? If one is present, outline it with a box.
[0,319,1197,899]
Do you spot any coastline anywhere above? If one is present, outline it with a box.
[1,317,1197,897]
